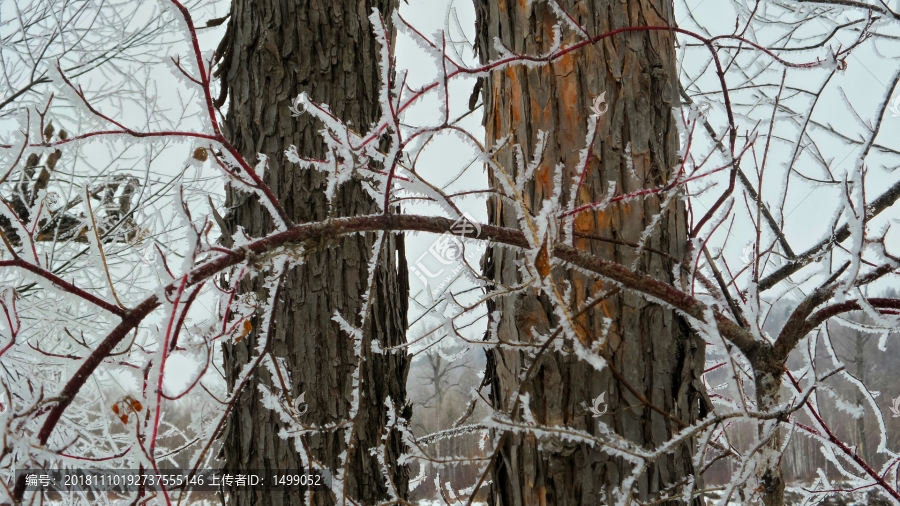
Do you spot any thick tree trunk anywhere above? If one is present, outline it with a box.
[218,1,409,505]
[475,1,710,504]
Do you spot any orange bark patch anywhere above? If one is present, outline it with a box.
[491,75,503,133]
[572,211,596,251]
[553,53,580,137]
[573,275,587,304]
[598,299,613,319]
[505,68,523,126]
[534,164,552,201]
[574,209,597,234]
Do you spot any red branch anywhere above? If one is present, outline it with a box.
[786,371,900,500]
[808,298,900,328]
[18,212,760,498]
[0,259,126,317]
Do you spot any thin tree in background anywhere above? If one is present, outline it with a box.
[216,1,410,504]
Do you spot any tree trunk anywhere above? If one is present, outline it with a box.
[475,1,710,504]
[854,329,868,462]
[218,1,409,504]
[755,368,785,506]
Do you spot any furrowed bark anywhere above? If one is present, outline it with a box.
[475,1,710,504]
[218,1,409,504]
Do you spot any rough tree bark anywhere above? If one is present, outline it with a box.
[217,1,409,504]
[475,1,710,504]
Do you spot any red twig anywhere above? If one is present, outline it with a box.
[149,274,188,458]
[58,447,130,462]
[0,290,20,360]
[786,370,900,500]
[0,259,126,317]
[561,148,748,218]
